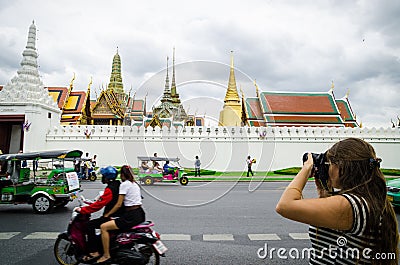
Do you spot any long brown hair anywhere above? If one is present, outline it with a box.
[326,138,398,264]
[120,165,135,182]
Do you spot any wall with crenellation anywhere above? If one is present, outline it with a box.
[39,125,400,172]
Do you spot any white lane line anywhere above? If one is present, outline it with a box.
[289,233,309,240]
[203,234,234,241]
[0,232,20,240]
[160,234,191,241]
[23,232,60,239]
[248,234,281,241]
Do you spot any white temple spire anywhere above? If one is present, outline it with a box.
[0,21,59,110]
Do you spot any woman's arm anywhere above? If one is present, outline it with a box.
[104,194,124,218]
[275,154,353,230]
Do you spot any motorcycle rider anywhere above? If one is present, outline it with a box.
[97,165,145,264]
[74,166,122,262]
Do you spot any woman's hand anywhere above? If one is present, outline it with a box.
[303,153,314,177]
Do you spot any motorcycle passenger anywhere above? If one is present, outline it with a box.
[97,165,145,264]
[74,166,122,262]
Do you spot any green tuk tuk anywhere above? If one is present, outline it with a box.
[137,156,189,186]
[0,150,82,214]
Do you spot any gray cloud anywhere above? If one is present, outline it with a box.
[0,0,399,128]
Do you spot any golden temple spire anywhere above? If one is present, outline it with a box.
[224,51,240,103]
[218,51,242,126]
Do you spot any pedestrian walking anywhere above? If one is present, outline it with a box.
[194,156,201,177]
[246,155,255,177]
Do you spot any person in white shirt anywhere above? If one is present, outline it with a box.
[98,165,145,264]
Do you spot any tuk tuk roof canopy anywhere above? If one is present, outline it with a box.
[0,150,83,161]
[137,156,180,162]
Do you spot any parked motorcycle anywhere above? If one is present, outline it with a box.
[53,197,167,265]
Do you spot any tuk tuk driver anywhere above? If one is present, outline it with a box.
[163,161,178,178]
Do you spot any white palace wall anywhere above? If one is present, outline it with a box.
[42,125,400,171]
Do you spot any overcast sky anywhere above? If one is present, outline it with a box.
[0,0,399,128]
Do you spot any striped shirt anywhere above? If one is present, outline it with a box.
[309,193,376,264]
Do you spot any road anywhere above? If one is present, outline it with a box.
[0,180,399,265]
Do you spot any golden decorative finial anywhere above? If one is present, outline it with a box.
[254,79,260,98]
[345,88,350,98]
[88,77,92,89]
[329,80,334,93]
[230,51,234,68]
[69,72,75,90]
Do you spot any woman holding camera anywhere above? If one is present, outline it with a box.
[276,138,398,264]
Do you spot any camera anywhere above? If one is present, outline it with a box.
[302,152,329,190]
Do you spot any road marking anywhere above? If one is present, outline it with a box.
[203,234,234,241]
[289,233,309,240]
[23,232,60,239]
[161,234,191,241]
[248,234,281,241]
[0,232,20,240]
[8,232,313,241]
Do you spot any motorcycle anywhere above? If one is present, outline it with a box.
[53,196,167,265]
[74,158,97,181]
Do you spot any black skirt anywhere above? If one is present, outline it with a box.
[115,207,146,231]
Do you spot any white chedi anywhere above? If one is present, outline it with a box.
[0,21,58,110]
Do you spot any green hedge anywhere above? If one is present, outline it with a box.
[273,167,400,176]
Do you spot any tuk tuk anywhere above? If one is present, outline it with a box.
[0,150,82,214]
[137,156,189,186]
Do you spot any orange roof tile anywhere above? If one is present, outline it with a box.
[245,98,264,119]
[47,87,68,109]
[261,92,339,115]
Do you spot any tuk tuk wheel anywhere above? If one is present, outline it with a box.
[179,176,189,186]
[32,194,54,214]
[89,172,97,181]
[143,176,154,186]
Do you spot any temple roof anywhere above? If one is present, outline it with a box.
[48,87,68,109]
[244,97,266,126]
[245,97,264,120]
[260,91,340,115]
[47,86,87,124]
[91,89,125,119]
[336,97,358,127]
[259,91,345,126]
